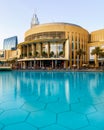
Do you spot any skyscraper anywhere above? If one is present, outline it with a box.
[31,13,39,28]
[3,36,18,50]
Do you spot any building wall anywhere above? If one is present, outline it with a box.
[25,23,88,41]
[87,29,104,62]
[0,50,17,67]
[87,41,104,62]
[4,50,17,60]
[0,50,17,61]
[91,29,104,42]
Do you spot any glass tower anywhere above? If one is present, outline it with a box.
[3,36,18,50]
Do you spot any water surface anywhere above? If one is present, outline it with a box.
[0,71,104,130]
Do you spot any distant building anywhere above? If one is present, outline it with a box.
[31,13,39,28]
[0,50,4,58]
[3,36,18,50]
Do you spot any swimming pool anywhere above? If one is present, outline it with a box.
[0,71,104,130]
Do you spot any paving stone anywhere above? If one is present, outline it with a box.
[87,111,104,129]
[0,109,3,115]
[0,124,3,129]
[79,126,103,130]
[3,123,37,130]
[80,96,104,105]
[0,109,29,125]
[95,103,104,112]
[40,124,70,130]
[71,102,96,114]
[22,101,45,112]
[24,95,38,102]
[27,110,56,127]
[39,96,58,103]
[0,100,24,110]
[0,94,24,104]
[46,102,69,113]
[58,111,88,129]
[59,96,79,104]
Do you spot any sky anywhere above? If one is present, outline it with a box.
[0,0,104,49]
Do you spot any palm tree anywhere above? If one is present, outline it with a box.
[42,51,48,58]
[99,52,104,68]
[76,49,86,68]
[91,47,103,67]
[99,52,104,58]
[29,52,32,57]
[59,51,63,57]
[34,51,39,57]
[22,53,26,58]
[49,51,54,58]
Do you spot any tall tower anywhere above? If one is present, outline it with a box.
[31,13,39,28]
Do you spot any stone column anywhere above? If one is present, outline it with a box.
[40,60,41,68]
[40,43,42,57]
[48,42,50,58]
[32,43,35,57]
[23,61,26,69]
[55,60,57,68]
[20,62,22,69]
[27,45,29,57]
[34,44,36,56]
[63,42,65,57]
[19,46,22,58]
[80,36,82,67]
[95,54,99,68]
[69,33,72,68]
[30,61,32,68]
[64,61,68,69]
[73,33,76,65]
[23,46,25,58]
[52,60,54,68]
[34,60,36,68]
[77,34,80,68]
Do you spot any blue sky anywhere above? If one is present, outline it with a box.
[0,0,104,49]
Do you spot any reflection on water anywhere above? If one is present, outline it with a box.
[0,71,104,104]
[65,79,70,103]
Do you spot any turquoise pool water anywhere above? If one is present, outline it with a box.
[0,71,104,130]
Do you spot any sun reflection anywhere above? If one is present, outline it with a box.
[65,79,70,103]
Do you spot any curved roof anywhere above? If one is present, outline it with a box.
[25,22,89,38]
[40,22,82,27]
[32,22,84,29]
[30,22,88,33]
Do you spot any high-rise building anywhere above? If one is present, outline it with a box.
[31,13,39,28]
[3,36,18,50]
